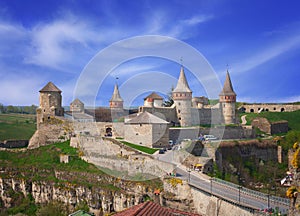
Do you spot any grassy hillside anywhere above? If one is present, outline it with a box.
[0,113,36,140]
[243,110,300,131]
[0,141,104,182]
[0,141,162,215]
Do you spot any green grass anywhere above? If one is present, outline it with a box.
[120,141,158,154]
[0,113,36,140]
[243,110,300,131]
[0,141,106,183]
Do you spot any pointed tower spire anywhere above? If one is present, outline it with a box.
[219,70,236,124]
[110,83,123,109]
[172,65,192,127]
[173,66,192,93]
[219,71,236,96]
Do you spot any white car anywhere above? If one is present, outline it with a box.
[203,135,218,141]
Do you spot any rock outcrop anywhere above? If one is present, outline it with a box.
[0,176,157,215]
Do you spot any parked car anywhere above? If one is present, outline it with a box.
[203,135,218,141]
[159,149,165,154]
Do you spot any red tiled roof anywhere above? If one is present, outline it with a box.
[144,92,163,100]
[114,201,201,216]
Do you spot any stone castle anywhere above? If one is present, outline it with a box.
[29,65,299,148]
[29,66,238,148]
[36,66,237,127]
[106,66,237,127]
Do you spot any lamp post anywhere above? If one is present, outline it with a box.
[267,181,271,210]
[210,178,213,195]
[267,194,270,209]
[187,167,191,183]
[237,172,242,204]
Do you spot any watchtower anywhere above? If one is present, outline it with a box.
[36,82,64,126]
[172,66,192,126]
[109,83,124,109]
[219,71,236,124]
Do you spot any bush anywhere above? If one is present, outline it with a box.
[36,201,69,216]
[292,148,300,168]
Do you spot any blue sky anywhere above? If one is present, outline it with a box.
[0,0,300,107]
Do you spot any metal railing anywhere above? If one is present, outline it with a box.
[213,178,290,206]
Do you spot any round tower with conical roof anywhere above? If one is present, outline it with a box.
[109,83,123,109]
[172,66,192,126]
[219,71,236,124]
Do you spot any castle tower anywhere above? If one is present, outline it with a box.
[37,82,64,125]
[219,71,236,124]
[70,98,84,113]
[144,92,163,107]
[172,66,192,126]
[109,83,123,109]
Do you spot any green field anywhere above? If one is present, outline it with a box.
[0,141,105,179]
[121,141,159,154]
[0,113,36,140]
[242,110,300,131]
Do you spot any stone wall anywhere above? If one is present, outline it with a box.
[28,117,72,149]
[124,124,153,147]
[163,180,253,216]
[169,126,255,143]
[140,106,178,125]
[72,122,125,138]
[251,117,288,135]
[216,140,279,169]
[271,121,289,134]
[0,140,28,148]
[240,104,300,113]
[124,123,169,148]
[251,117,271,134]
[152,124,169,148]
[78,136,175,178]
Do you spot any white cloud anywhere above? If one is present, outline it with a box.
[0,22,26,37]
[233,33,300,74]
[145,11,214,39]
[25,18,102,70]
[110,62,160,77]
[182,15,214,26]
[0,73,45,105]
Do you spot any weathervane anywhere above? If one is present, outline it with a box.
[226,64,231,72]
[180,57,183,67]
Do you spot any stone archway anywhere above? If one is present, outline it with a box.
[105,127,112,137]
[281,108,285,112]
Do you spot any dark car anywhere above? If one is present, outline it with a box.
[159,149,165,154]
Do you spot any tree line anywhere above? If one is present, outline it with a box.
[0,103,37,114]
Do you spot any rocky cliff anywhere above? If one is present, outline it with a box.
[0,168,160,215]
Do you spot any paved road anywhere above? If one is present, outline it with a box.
[157,148,290,214]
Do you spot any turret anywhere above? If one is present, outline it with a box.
[70,98,84,113]
[144,92,163,107]
[219,71,236,124]
[172,66,192,126]
[37,82,64,126]
[109,83,123,109]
